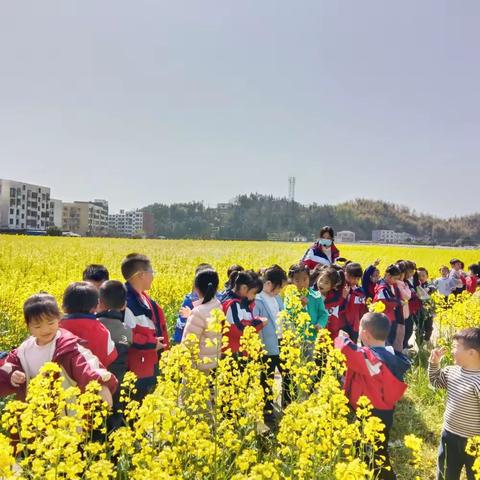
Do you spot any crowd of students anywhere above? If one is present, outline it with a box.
[0,228,479,480]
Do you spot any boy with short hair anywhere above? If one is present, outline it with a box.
[60,282,117,368]
[83,264,110,289]
[0,293,117,405]
[435,266,457,297]
[335,313,410,480]
[97,280,132,430]
[122,253,169,400]
[429,328,480,480]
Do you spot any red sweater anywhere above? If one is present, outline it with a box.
[341,287,367,334]
[324,290,347,340]
[467,276,478,294]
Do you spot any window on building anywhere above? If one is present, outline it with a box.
[9,219,13,225]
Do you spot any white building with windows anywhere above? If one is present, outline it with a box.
[108,209,145,237]
[0,179,51,231]
[336,230,356,243]
[372,229,414,244]
[49,199,63,229]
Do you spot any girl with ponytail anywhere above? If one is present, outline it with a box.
[181,269,222,371]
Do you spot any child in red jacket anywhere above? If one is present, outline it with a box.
[341,262,367,343]
[221,270,267,355]
[316,266,347,340]
[335,312,411,480]
[0,293,117,405]
[121,253,170,401]
[60,282,118,368]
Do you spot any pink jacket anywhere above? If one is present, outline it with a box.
[396,280,411,319]
[181,298,222,371]
[0,328,118,401]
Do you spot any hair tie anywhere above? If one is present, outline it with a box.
[207,282,213,287]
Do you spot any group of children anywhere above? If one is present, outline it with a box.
[1,233,480,479]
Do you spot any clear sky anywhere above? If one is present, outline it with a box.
[0,1,478,217]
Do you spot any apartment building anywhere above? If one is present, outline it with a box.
[108,209,145,236]
[62,200,109,236]
[0,178,51,231]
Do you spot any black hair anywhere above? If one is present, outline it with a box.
[82,264,110,284]
[450,258,461,266]
[63,281,99,314]
[417,267,429,276]
[195,269,219,304]
[247,270,263,294]
[385,264,401,277]
[453,328,480,352]
[99,280,127,311]
[230,270,257,292]
[469,264,480,276]
[317,265,345,291]
[345,262,363,278]
[24,293,61,324]
[121,253,151,280]
[195,263,213,274]
[396,261,408,275]
[262,264,287,289]
[226,265,245,289]
[288,263,310,279]
[319,226,334,239]
[360,312,391,341]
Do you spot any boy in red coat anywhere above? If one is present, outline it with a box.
[335,312,410,480]
[341,262,367,343]
[60,282,118,368]
[0,293,117,405]
[122,253,170,400]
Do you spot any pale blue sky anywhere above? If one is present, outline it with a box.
[0,1,478,216]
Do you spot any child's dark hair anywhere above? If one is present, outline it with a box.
[317,266,344,290]
[226,265,245,289]
[230,270,258,292]
[24,293,61,324]
[195,269,219,304]
[417,267,428,276]
[83,264,110,284]
[396,261,408,275]
[121,253,151,280]
[288,263,310,279]
[63,281,99,314]
[469,264,480,277]
[360,312,391,341]
[319,226,334,239]
[450,258,461,266]
[246,270,263,294]
[385,264,401,277]
[195,263,213,274]
[453,328,480,352]
[345,262,363,278]
[99,280,127,311]
[263,264,287,289]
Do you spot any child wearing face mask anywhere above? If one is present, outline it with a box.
[302,226,340,269]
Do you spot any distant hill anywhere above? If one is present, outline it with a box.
[143,195,480,245]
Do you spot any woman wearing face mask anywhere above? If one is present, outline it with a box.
[302,226,340,270]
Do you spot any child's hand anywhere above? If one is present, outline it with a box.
[373,258,381,267]
[260,317,269,325]
[156,337,167,351]
[342,284,351,299]
[429,347,447,365]
[300,296,308,307]
[11,371,26,387]
[179,306,192,318]
[338,330,350,340]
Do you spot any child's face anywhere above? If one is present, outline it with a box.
[131,265,155,291]
[440,268,449,278]
[418,271,428,284]
[236,284,249,298]
[451,262,461,272]
[452,339,480,368]
[246,287,259,302]
[28,315,59,346]
[263,280,284,296]
[86,280,104,290]
[370,269,380,284]
[292,272,310,291]
[317,275,333,296]
[345,273,360,287]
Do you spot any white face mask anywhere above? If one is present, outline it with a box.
[319,238,332,247]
